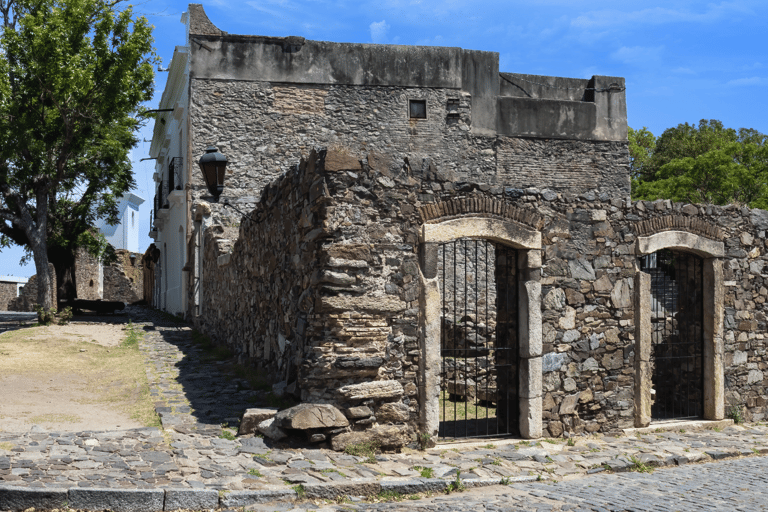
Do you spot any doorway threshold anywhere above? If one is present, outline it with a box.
[623,418,734,436]
[434,436,523,450]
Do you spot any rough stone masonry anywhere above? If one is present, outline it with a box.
[153,5,768,449]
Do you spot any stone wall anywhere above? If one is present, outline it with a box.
[75,248,101,300]
[187,80,630,228]
[198,148,768,439]
[0,282,17,311]
[103,250,144,303]
[10,264,56,312]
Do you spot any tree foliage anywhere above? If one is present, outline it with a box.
[0,0,156,308]
[632,120,768,209]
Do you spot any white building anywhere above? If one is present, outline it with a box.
[147,40,191,316]
[95,193,145,253]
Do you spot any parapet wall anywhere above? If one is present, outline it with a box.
[198,147,768,440]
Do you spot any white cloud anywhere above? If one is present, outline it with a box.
[370,20,390,43]
[672,67,696,75]
[726,77,767,86]
[611,45,664,66]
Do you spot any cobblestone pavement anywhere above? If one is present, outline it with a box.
[2,306,768,510]
[299,455,768,512]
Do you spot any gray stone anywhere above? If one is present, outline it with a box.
[257,418,287,440]
[569,258,596,280]
[274,403,349,430]
[543,288,566,311]
[379,478,449,494]
[0,486,68,511]
[542,351,569,372]
[238,407,278,435]
[376,402,410,423]
[69,488,165,512]
[303,479,380,499]
[164,489,219,510]
[337,380,404,400]
[346,406,373,418]
[219,489,297,507]
[559,393,580,415]
[331,425,412,452]
[751,208,768,230]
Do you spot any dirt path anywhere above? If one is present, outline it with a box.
[0,321,154,432]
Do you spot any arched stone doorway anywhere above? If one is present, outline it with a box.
[419,215,543,439]
[634,230,725,427]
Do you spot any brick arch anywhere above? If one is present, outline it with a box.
[633,214,726,241]
[419,197,545,231]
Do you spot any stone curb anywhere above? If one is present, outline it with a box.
[0,449,756,511]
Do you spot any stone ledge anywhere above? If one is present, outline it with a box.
[219,488,297,508]
[0,486,68,511]
[68,488,165,512]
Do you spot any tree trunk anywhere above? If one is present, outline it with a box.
[50,246,78,306]
[32,187,54,311]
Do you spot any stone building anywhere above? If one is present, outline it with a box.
[11,250,144,311]
[0,276,28,311]
[148,4,768,445]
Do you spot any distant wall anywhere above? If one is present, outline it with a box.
[103,250,144,303]
[0,282,17,311]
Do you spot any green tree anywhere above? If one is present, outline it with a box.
[0,0,156,310]
[632,120,768,208]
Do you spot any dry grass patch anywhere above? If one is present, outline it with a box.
[0,321,159,430]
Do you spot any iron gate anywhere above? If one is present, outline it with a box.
[438,238,519,439]
[640,249,704,420]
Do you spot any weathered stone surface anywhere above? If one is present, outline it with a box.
[376,402,410,423]
[610,278,632,309]
[559,394,580,415]
[257,418,287,440]
[324,150,361,172]
[69,488,164,512]
[331,425,412,451]
[274,403,349,430]
[569,258,596,280]
[0,486,68,511]
[238,407,278,435]
[337,380,404,400]
[346,406,373,419]
[544,288,566,310]
[164,489,219,510]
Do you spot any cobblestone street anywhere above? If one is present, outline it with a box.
[3,307,768,511]
[303,456,768,512]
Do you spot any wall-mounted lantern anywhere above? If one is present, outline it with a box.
[198,146,228,200]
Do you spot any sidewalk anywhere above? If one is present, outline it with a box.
[2,306,768,511]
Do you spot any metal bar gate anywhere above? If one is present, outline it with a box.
[640,249,704,420]
[438,239,519,439]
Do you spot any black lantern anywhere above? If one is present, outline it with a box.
[198,146,228,200]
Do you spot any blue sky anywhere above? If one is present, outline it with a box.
[2,0,766,277]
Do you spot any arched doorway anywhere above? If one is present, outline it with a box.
[634,230,725,427]
[419,216,542,440]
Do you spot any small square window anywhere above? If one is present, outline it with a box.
[409,99,427,119]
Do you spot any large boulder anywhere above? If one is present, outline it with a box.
[331,425,413,452]
[274,403,349,430]
[238,407,278,435]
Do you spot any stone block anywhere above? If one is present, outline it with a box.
[568,258,596,280]
[257,417,287,440]
[318,295,406,313]
[559,393,579,415]
[331,425,412,451]
[520,395,542,439]
[610,278,632,309]
[69,488,164,512]
[238,407,278,435]
[303,479,380,499]
[520,356,542,399]
[220,489,297,507]
[338,380,404,400]
[380,478,449,494]
[346,406,373,419]
[0,486,68,511]
[324,150,361,172]
[164,489,219,511]
[274,403,349,430]
[376,402,410,423]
